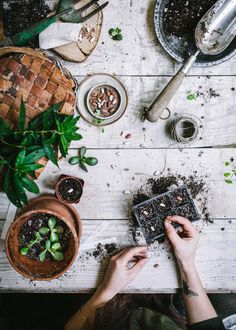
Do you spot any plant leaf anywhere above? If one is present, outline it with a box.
[79,162,88,172]
[20,176,40,194]
[18,98,26,131]
[225,179,233,184]
[35,232,42,240]
[0,118,13,136]
[15,149,26,169]
[43,143,58,167]
[39,250,47,262]
[39,227,50,235]
[51,242,61,251]
[225,161,230,166]
[224,172,231,177]
[50,231,58,242]
[45,239,51,250]
[69,156,80,165]
[14,175,28,205]
[60,135,69,157]
[24,148,46,163]
[20,247,29,255]
[3,169,22,208]
[84,157,98,166]
[79,147,87,158]
[48,217,57,229]
[20,163,44,173]
[51,251,64,261]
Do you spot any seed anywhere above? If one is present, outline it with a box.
[109,95,114,101]
[125,133,131,139]
[160,203,166,207]
[123,190,131,194]
[112,99,117,104]
[143,210,149,216]
[176,196,183,201]
[151,226,155,231]
[101,88,105,93]
[153,264,159,268]
[68,188,73,193]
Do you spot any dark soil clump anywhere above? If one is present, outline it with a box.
[3,0,51,48]
[58,178,83,203]
[163,0,216,41]
[19,213,70,262]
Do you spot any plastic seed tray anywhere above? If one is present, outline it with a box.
[132,185,200,243]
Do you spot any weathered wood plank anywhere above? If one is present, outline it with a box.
[1,148,235,221]
[0,219,235,293]
[74,76,236,149]
[53,0,236,76]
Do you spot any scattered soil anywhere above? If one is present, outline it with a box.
[3,0,51,48]
[58,178,82,203]
[83,243,119,262]
[88,85,121,118]
[133,186,199,243]
[163,0,216,41]
[19,213,70,262]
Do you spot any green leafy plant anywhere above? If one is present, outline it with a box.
[0,99,82,207]
[20,216,64,262]
[39,239,64,262]
[20,231,43,256]
[224,160,236,184]
[109,27,123,40]
[39,216,63,243]
[69,146,98,172]
[186,91,198,101]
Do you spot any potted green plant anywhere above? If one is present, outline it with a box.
[0,99,83,207]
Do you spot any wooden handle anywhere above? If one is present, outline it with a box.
[145,70,186,122]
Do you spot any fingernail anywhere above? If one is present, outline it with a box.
[164,220,171,228]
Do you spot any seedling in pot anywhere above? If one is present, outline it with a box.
[39,239,64,262]
[69,146,98,172]
[20,231,43,256]
[39,216,63,243]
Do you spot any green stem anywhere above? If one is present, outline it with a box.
[0,138,23,149]
[13,130,61,136]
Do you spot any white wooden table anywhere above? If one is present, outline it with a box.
[0,0,236,293]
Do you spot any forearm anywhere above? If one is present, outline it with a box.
[178,261,217,325]
[64,287,112,330]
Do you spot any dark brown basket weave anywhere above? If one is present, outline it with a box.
[0,47,77,128]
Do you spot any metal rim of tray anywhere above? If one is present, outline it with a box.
[154,0,236,68]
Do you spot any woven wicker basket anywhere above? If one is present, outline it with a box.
[0,47,78,128]
[0,47,78,181]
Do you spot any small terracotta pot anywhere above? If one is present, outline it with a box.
[5,196,82,281]
[55,175,84,204]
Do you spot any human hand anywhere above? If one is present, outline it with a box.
[164,215,199,269]
[97,246,148,302]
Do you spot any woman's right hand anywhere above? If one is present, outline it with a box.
[164,215,199,268]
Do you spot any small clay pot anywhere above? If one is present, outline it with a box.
[5,196,82,281]
[55,175,84,204]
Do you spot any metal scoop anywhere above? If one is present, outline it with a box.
[145,0,236,123]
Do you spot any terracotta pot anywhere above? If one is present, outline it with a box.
[55,175,84,204]
[5,196,82,281]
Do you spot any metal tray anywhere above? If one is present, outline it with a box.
[132,186,200,243]
[154,0,236,67]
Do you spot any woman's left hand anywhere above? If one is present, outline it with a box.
[96,246,148,303]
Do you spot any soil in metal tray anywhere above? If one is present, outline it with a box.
[163,0,216,42]
[19,213,70,262]
[133,186,199,243]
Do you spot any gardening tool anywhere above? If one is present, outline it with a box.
[145,0,236,123]
[0,0,108,47]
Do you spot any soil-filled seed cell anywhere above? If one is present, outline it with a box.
[153,195,172,213]
[170,188,189,207]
